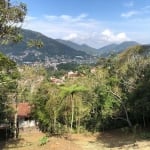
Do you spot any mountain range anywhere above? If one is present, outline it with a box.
[98,41,139,56]
[0,29,90,64]
[56,39,100,56]
[0,29,140,65]
[57,39,139,56]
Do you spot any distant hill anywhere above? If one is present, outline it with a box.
[98,41,139,56]
[0,28,141,65]
[56,39,100,56]
[0,29,90,64]
[56,40,140,57]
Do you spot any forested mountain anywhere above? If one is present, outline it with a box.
[56,39,139,57]
[56,39,100,56]
[99,41,139,56]
[0,29,90,64]
[0,28,140,65]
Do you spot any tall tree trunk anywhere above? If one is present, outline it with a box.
[53,111,56,133]
[122,103,132,128]
[77,116,81,134]
[14,106,18,139]
[77,105,81,134]
[14,94,19,139]
[70,94,74,133]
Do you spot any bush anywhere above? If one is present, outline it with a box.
[39,136,49,146]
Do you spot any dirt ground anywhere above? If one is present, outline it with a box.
[0,128,150,150]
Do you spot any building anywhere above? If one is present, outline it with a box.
[17,102,35,128]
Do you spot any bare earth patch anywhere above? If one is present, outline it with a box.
[0,129,150,150]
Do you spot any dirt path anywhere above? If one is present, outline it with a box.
[1,129,150,150]
[70,132,150,150]
[71,134,106,150]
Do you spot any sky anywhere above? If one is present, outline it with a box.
[21,0,150,48]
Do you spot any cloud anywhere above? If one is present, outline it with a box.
[23,14,104,47]
[101,29,130,43]
[121,11,138,18]
[64,33,78,40]
[121,4,150,19]
[23,14,131,48]
[44,13,88,22]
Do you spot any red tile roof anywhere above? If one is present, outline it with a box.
[17,102,31,117]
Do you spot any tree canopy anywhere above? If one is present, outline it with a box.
[0,0,27,44]
[0,53,19,123]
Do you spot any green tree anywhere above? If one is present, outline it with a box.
[0,53,19,124]
[32,81,63,134]
[0,0,27,44]
[0,0,44,139]
[60,84,87,133]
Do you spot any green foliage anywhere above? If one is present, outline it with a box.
[57,62,79,71]
[21,45,150,135]
[60,84,87,99]
[0,0,27,44]
[27,39,44,48]
[32,82,61,133]
[17,65,46,102]
[0,53,19,122]
[39,136,49,146]
[86,45,150,130]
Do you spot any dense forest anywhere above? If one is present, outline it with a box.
[16,45,150,134]
[0,0,150,140]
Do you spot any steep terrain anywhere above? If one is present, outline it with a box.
[0,29,141,64]
[0,29,90,64]
[56,40,139,57]
[99,41,139,56]
[56,39,100,56]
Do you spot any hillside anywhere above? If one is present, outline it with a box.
[56,39,100,56]
[119,44,150,59]
[0,29,90,64]
[56,40,140,57]
[0,29,140,65]
[99,41,139,56]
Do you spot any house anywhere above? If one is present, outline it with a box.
[50,77,64,85]
[17,102,35,128]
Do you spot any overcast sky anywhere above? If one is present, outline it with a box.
[22,0,150,48]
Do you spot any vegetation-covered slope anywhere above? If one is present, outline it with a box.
[56,39,100,56]
[0,29,89,63]
[99,41,139,56]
